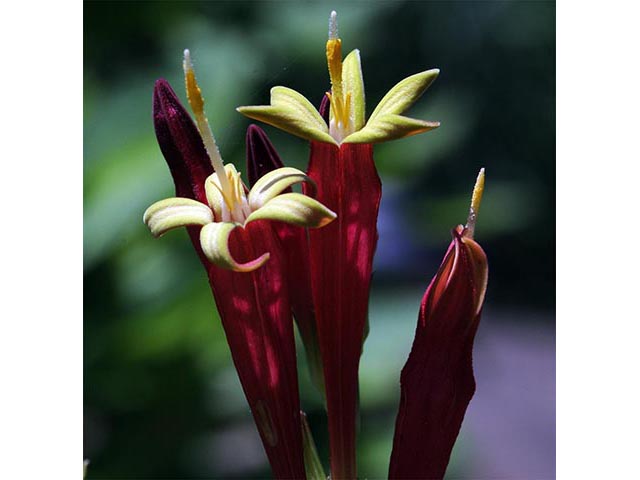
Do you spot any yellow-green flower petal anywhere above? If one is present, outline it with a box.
[245,193,336,228]
[368,69,440,122]
[237,87,337,145]
[343,113,440,144]
[248,167,316,210]
[199,222,270,272]
[143,198,213,237]
[205,165,248,222]
[205,174,225,220]
[342,49,365,132]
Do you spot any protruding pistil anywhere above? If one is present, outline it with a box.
[183,49,233,203]
[326,11,349,141]
[465,168,485,239]
[328,10,339,40]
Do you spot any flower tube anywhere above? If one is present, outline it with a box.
[144,52,336,479]
[388,170,488,480]
[246,125,325,394]
[237,11,440,479]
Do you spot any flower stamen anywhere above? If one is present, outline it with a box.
[465,168,485,239]
[183,49,233,203]
[326,11,349,142]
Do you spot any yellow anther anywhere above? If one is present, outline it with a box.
[185,69,204,115]
[326,11,352,134]
[209,176,234,214]
[182,49,232,202]
[326,37,345,123]
[344,91,352,127]
[470,168,485,216]
[465,168,485,239]
[326,39,343,90]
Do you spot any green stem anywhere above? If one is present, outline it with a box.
[301,411,327,480]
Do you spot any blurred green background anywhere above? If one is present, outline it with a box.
[84,1,555,478]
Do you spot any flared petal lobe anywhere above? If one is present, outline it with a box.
[388,227,488,480]
[143,197,214,237]
[304,141,381,480]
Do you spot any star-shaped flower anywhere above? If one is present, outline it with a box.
[236,12,441,479]
[143,50,337,479]
[144,51,335,273]
[144,162,334,272]
[237,10,440,145]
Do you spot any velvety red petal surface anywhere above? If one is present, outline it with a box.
[246,124,284,187]
[388,228,488,480]
[153,78,214,267]
[305,141,381,480]
[246,125,323,392]
[273,221,323,390]
[153,84,305,478]
[209,221,306,479]
[153,79,212,204]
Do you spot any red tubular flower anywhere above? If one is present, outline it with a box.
[238,11,439,479]
[248,106,381,480]
[210,223,305,479]
[304,140,379,480]
[388,171,488,480]
[146,51,336,479]
[246,125,324,393]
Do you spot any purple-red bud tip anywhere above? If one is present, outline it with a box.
[246,124,285,187]
[154,78,175,97]
[153,79,185,120]
[152,78,212,203]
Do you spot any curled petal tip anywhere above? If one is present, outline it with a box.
[143,198,214,237]
[234,252,271,273]
[200,222,271,272]
[246,193,337,229]
[248,167,315,210]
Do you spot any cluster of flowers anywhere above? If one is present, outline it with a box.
[143,11,488,480]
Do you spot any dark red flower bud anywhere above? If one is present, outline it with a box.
[389,225,488,480]
[153,79,212,204]
[152,80,306,479]
[246,124,285,188]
